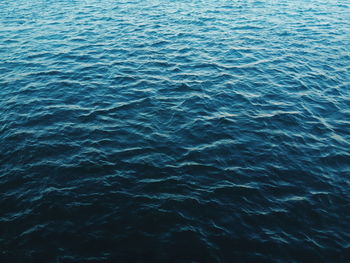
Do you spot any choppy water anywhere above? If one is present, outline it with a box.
[1,0,350,262]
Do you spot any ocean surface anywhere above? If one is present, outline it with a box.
[1,0,350,262]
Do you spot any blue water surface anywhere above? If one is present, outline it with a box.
[1,0,350,262]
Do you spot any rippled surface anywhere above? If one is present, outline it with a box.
[1,0,350,262]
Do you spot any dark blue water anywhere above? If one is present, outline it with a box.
[1,0,350,262]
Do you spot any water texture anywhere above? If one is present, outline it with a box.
[1,0,350,262]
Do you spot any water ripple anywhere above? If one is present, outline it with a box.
[1,0,350,262]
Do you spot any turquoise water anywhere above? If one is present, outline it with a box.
[1,0,350,262]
